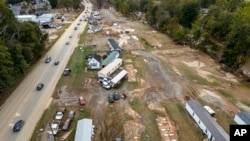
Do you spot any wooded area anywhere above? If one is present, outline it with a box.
[107,0,250,72]
[0,3,47,93]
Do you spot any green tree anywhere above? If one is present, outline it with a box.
[180,0,199,28]
[48,0,58,8]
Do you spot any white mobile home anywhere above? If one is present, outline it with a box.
[185,100,229,141]
[110,69,128,87]
[75,118,93,141]
[98,58,122,79]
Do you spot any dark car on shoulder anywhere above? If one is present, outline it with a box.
[108,94,115,103]
[63,68,71,76]
[13,120,25,132]
[37,83,44,90]
[113,92,120,100]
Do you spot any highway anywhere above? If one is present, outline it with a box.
[0,1,92,141]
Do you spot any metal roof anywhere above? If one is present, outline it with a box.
[101,51,119,66]
[98,58,122,77]
[74,118,93,141]
[111,69,128,84]
[187,100,229,141]
[107,38,121,51]
[235,112,250,124]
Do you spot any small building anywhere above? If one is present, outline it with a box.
[185,100,229,141]
[110,69,128,87]
[38,13,56,25]
[101,51,120,67]
[98,58,122,79]
[75,118,93,141]
[15,15,40,24]
[234,112,250,125]
[107,38,121,52]
[87,53,102,70]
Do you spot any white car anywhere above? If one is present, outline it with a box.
[55,112,63,120]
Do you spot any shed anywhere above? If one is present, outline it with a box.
[185,100,229,141]
[74,118,93,141]
[107,38,121,52]
[234,112,250,125]
[102,51,120,67]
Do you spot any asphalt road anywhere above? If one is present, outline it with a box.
[0,1,92,141]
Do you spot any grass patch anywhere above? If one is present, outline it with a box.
[140,37,153,49]
[217,89,235,103]
[78,25,89,44]
[177,64,219,86]
[56,46,96,91]
[129,98,162,141]
[163,100,204,141]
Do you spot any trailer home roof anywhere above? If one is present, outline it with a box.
[98,58,122,76]
[186,100,229,141]
[111,69,128,84]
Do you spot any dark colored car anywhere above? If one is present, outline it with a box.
[37,83,44,90]
[54,61,59,65]
[63,68,71,76]
[108,94,115,103]
[69,110,75,120]
[74,27,78,30]
[45,56,51,63]
[13,120,25,132]
[62,118,72,131]
[114,92,120,100]
[79,96,86,105]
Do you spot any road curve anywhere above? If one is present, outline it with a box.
[0,1,92,141]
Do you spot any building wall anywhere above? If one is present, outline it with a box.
[88,59,101,69]
[185,103,215,141]
[98,59,122,78]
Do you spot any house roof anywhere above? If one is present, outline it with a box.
[74,118,93,141]
[98,58,122,76]
[92,53,101,62]
[186,100,229,141]
[107,38,121,51]
[102,51,120,66]
[235,112,250,124]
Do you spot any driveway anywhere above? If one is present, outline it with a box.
[0,1,92,141]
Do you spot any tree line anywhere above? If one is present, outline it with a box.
[0,3,47,94]
[106,0,250,72]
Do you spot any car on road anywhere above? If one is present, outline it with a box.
[45,56,51,63]
[108,94,115,103]
[54,61,59,65]
[78,96,86,105]
[77,23,80,25]
[74,27,78,30]
[113,92,120,100]
[63,68,71,76]
[65,42,70,45]
[69,35,73,38]
[13,120,25,132]
[37,83,44,90]
[69,110,75,120]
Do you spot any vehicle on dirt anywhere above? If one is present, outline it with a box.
[78,96,86,105]
[69,111,75,120]
[108,94,115,103]
[13,120,25,132]
[113,92,120,100]
[62,118,72,131]
[37,83,44,90]
[45,56,51,63]
[63,68,71,76]
[54,61,59,65]
[55,111,64,120]
[47,121,60,135]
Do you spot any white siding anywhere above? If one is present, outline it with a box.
[111,69,128,86]
[234,115,246,125]
[98,58,122,78]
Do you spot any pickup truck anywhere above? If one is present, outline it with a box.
[47,121,60,135]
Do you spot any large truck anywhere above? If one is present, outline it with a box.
[102,69,128,89]
[98,58,122,79]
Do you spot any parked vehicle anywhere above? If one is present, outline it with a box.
[62,118,72,131]
[69,111,75,120]
[115,137,122,141]
[13,120,25,132]
[45,56,51,63]
[63,68,71,76]
[47,121,60,135]
[55,112,64,120]
[108,94,115,103]
[79,96,86,105]
[113,92,120,100]
[37,83,44,90]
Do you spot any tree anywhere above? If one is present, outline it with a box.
[48,0,58,8]
[179,0,199,28]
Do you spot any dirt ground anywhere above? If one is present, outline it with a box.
[43,5,250,141]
